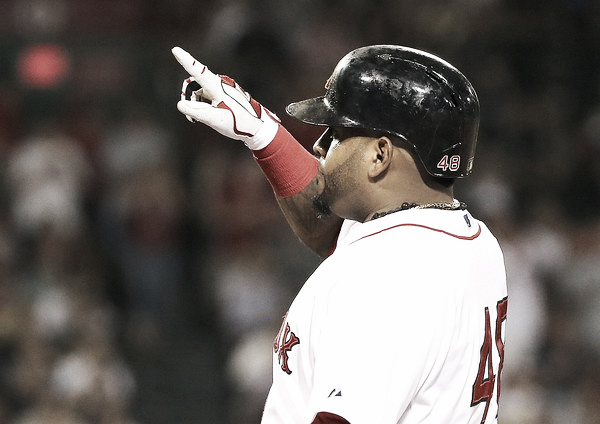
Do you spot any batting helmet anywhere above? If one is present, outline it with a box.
[286,45,480,178]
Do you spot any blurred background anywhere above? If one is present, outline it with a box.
[0,0,599,423]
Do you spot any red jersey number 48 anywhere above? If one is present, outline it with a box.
[471,297,508,424]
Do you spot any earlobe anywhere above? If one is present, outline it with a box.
[368,137,392,179]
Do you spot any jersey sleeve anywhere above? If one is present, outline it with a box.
[330,219,359,253]
[306,252,446,424]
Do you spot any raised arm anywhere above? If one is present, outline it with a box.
[250,125,344,257]
[276,179,343,258]
[172,47,342,257]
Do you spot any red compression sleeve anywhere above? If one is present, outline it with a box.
[252,125,318,198]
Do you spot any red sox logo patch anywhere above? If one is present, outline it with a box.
[274,314,300,375]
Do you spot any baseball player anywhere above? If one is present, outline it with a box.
[173,45,508,424]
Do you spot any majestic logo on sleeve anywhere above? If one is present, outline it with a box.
[274,314,300,375]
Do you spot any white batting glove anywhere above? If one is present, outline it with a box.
[172,47,281,151]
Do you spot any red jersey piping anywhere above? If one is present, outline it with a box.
[356,222,482,243]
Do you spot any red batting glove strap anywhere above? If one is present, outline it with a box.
[253,125,318,198]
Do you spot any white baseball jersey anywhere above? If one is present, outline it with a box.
[262,207,507,424]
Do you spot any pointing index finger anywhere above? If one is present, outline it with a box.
[171,47,214,80]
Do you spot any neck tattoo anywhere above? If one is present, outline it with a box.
[369,199,467,221]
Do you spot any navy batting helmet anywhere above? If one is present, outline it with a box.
[286,45,480,178]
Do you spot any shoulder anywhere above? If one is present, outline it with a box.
[325,210,504,292]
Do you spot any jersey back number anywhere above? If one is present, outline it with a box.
[471,297,508,423]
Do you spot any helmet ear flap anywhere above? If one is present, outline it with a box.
[286,45,480,178]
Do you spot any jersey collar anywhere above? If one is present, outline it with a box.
[335,208,482,250]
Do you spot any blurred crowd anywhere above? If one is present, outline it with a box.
[0,0,599,423]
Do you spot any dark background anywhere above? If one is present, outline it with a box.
[0,0,599,423]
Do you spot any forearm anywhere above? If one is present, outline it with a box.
[253,126,342,257]
[276,179,343,258]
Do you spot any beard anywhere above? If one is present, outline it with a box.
[311,170,333,217]
[311,151,361,219]
[312,192,332,217]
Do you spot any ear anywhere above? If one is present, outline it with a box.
[367,136,393,179]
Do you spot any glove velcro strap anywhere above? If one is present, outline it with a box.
[246,115,279,150]
[253,126,318,198]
